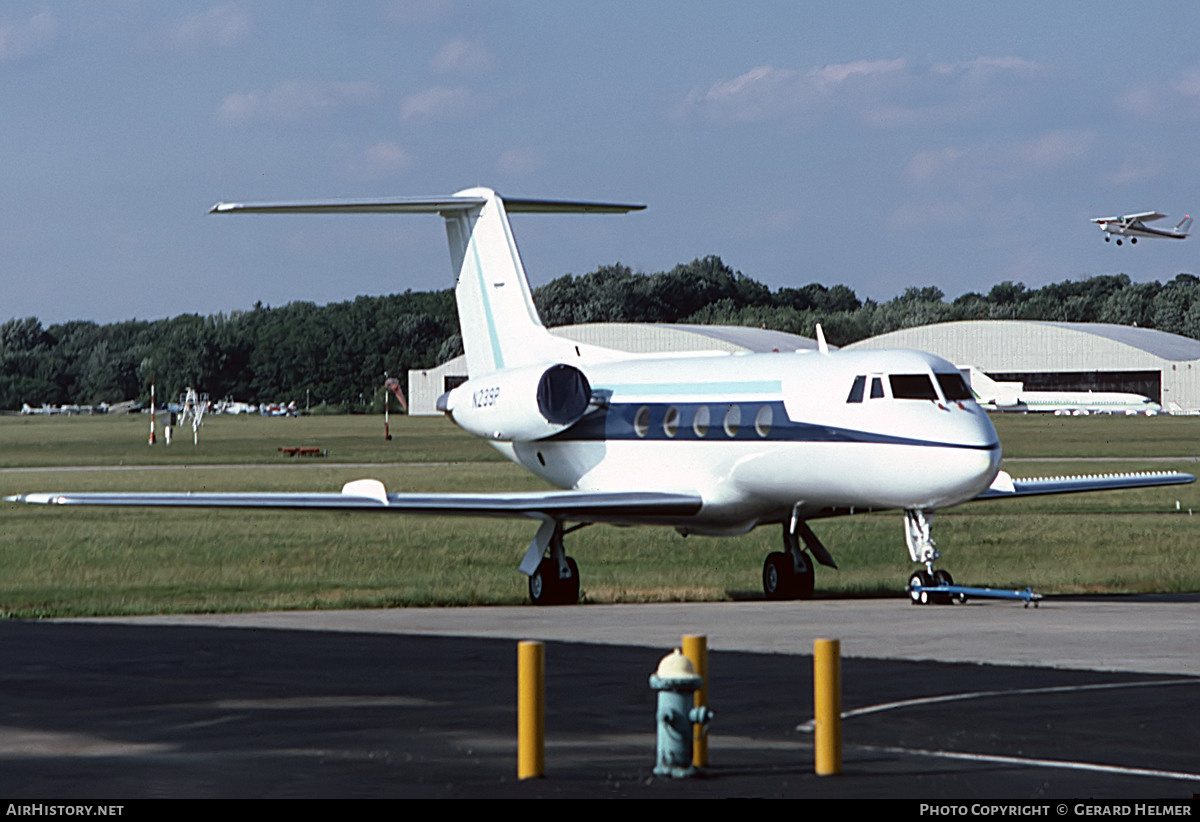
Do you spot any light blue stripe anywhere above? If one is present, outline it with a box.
[600,380,783,396]
[468,231,503,371]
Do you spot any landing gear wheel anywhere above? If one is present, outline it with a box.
[909,570,934,605]
[562,556,580,604]
[763,552,795,600]
[529,556,580,605]
[792,549,815,599]
[933,569,965,604]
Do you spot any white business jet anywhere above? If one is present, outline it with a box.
[1091,211,1192,245]
[963,368,1161,415]
[8,188,1195,605]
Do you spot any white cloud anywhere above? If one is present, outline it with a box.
[685,59,907,123]
[217,80,378,126]
[1011,129,1093,169]
[1105,158,1163,187]
[431,37,493,74]
[906,147,968,184]
[1118,63,1200,119]
[163,4,251,51]
[495,147,540,177]
[401,85,475,121]
[905,130,1094,189]
[685,56,1044,127]
[0,10,57,62]
[930,56,1045,78]
[348,141,415,179]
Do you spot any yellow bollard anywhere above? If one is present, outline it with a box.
[813,638,842,775]
[517,640,544,779]
[682,634,708,768]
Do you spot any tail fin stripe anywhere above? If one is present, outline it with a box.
[467,232,505,371]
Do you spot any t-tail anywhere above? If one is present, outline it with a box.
[1176,215,1193,237]
[211,187,644,376]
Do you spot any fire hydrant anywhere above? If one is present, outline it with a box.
[649,649,713,778]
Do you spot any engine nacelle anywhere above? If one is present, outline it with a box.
[443,363,592,442]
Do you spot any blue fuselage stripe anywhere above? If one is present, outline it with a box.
[547,400,999,451]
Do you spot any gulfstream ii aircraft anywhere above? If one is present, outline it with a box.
[8,188,1195,605]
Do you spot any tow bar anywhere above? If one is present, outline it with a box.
[908,582,1042,607]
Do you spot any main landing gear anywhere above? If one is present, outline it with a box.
[527,521,581,605]
[763,520,837,600]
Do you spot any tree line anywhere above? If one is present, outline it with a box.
[3,256,1199,411]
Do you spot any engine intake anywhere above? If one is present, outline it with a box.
[444,363,592,441]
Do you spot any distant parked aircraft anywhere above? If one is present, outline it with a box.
[1091,211,1191,245]
[962,368,1161,415]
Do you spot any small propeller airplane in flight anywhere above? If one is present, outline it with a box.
[8,188,1195,604]
[1091,211,1192,245]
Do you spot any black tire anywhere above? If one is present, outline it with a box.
[529,557,580,605]
[562,556,581,604]
[529,558,558,605]
[763,552,795,600]
[909,570,933,605]
[792,550,815,600]
[933,569,965,604]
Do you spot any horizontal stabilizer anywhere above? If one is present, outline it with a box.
[210,196,644,216]
[974,470,1194,500]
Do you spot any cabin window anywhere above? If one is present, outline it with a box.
[889,374,939,400]
[723,404,741,438]
[846,375,865,403]
[936,373,973,401]
[634,405,651,437]
[870,377,885,399]
[754,405,773,437]
[692,405,710,438]
[663,405,680,438]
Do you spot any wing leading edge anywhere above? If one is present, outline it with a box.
[6,482,702,524]
[974,470,1195,500]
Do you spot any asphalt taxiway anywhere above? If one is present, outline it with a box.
[2,597,1197,798]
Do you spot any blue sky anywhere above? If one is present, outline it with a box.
[5,1,1200,325]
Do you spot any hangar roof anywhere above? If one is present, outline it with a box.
[550,322,821,354]
[1028,322,1200,362]
[847,320,1200,363]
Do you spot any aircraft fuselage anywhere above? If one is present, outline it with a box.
[458,347,1003,534]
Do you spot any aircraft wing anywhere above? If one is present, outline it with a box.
[1125,211,1168,223]
[973,469,1194,500]
[6,481,702,525]
[1090,212,1167,225]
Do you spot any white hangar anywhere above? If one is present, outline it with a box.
[844,320,1200,413]
[407,323,820,415]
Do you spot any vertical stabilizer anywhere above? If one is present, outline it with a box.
[442,188,558,376]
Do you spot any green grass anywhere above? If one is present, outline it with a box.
[0,413,502,467]
[1,413,1198,616]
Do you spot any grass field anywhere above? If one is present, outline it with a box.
[1,412,1197,617]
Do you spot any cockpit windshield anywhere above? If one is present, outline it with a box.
[935,372,973,401]
[846,371,975,404]
[889,374,938,400]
